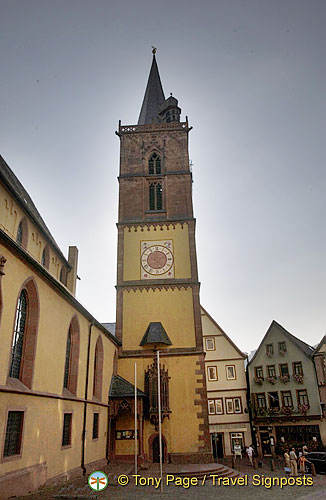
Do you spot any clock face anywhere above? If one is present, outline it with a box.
[141,240,174,279]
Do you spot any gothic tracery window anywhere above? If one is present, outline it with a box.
[149,153,161,175]
[10,290,28,379]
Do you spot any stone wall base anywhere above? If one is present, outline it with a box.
[0,462,47,500]
[0,458,108,500]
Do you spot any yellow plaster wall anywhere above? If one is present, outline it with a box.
[0,184,67,283]
[122,288,196,350]
[0,244,117,480]
[117,355,203,455]
[123,224,191,281]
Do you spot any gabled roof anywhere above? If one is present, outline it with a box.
[0,155,70,267]
[312,335,326,355]
[200,306,246,359]
[248,320,314,365]
[138,54,165,125]
[109,375,147,398]
[139,322,172,346]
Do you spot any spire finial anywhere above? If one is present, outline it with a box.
[152,46,157,55]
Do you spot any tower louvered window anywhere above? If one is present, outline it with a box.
[10,290,28,379]
[149,153,161,175]
[149,183,163,211]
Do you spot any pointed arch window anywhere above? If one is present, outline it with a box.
[93,336,103,400]
[63,327,72,389]
[10,290,28,379]
[41,245,50,269]
[63,317,80,395]
[16,218,28,248]
[149,183,163,211]
[60,266,67,286]
[149,153,161,175]
[9,278,39,388]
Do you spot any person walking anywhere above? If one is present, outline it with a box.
[290,447,298,476]
[284,449,291,474]
[247,444,254,466]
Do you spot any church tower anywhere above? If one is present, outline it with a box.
[113,50,211,463]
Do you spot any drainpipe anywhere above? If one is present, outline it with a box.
[81,322,94,475]
[106,402,111,466]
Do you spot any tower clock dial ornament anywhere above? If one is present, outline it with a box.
[141,240,174,279]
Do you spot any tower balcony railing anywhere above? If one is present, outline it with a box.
[119,121,189,134]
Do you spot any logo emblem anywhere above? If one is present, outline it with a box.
[88,471,108,491]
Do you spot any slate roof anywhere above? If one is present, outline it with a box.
[312,335,326,355]
[248,320,314,365]
[140,322,172,346]
[102,322,116,336]
[138,55,165,125]
[109,375,147,398]
[0,155,70,267]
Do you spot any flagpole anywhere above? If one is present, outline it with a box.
[157,350,163,492]
[134,361,137,476]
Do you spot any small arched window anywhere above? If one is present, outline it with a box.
[10,290,28,379]
[93,336,104,400]
[63,317,80,395]
[149,183,163,211]
[41,245,50,269]
[149,153,161,175]
[60,266,67,285]
[16,218,28,248]
[9,278,39,388]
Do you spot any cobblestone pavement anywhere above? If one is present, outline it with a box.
[14,458,326,500]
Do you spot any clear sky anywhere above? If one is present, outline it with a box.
[1,0,325,353]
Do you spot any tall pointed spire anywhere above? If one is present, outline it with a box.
[138,49,165,125]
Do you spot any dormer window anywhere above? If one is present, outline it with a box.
[149,153,161,175]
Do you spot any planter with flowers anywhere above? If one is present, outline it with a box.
[281,406,293,417]
[254,377,264,385]
[298,403,309,416]
[279,375,290,384]
[266,376,277,384]
[293,374,304,384]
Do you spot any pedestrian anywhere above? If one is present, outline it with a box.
[298,454,310,474]
[284,449,291,474]
[303,445,308,456]
[289,447,298,476]
[247,444,254,466]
